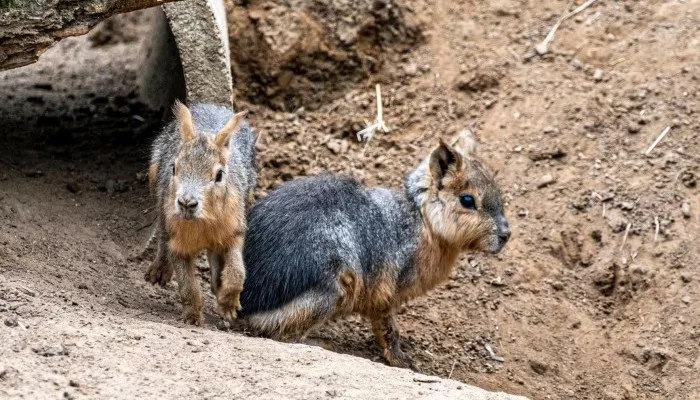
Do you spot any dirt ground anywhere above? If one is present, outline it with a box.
[1,1,699,399]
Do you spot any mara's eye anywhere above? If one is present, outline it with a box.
[459,194,476,210]
[171,164,175,175]
[215,169,224,183]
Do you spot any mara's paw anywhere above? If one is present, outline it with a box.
[216,286,242,322]
[383,348,415,370]
[144,261,173,287]
[181,305,203,326]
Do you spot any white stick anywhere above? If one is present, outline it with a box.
[376,84,383,131]
[536,0,598,55]
[644,126,671,155]
[654,216,660,243]
[357,84,389,154]
[448,360,457,379]
[621,222,631,252]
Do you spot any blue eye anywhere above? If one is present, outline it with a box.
[459,194,476,209]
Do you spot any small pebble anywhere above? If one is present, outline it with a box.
[66,182,81,194]
[4,317,18,328]
[681,202,691,219]
[537,174,556,188]
[593,69,604,82]
[32,344,69,357]
[529,359,548,374]
[681,296,691,305]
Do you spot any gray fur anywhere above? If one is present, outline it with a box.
[151,102,257,203]
[145,101,258,324]
[240,173,423,316]
[240,144,509,325]
[240,141,510,367]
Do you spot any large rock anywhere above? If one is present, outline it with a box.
[0,0,181,71]
[0,8,184,138]
[163,0,234,106]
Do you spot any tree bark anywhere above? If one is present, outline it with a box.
[0,0,181,71]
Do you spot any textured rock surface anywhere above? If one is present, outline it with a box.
[0,0,181,71]
[0,8,184,135]
[163,0,233,106]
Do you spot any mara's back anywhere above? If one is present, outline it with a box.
[240,174,409,316]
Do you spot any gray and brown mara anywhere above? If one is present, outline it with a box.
[145,101,257,326]
[239,130,510,368]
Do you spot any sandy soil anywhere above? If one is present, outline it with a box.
[1,1,699,399]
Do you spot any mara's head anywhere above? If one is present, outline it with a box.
[167,101,247,221]
[407,129,510,254]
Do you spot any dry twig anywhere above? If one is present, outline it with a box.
[621,222,632,252]
[535,0,598,55]
[448,360,457,379]
[356,84,388,150]
[484,343,505,363]
[413,377,441,384]
[653,216,660,244]
[644,126,671,155]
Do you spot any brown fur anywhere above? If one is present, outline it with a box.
[368,140,505,366]
[172,100,195,142]
[148,162,158,194]
[245,136,507,368]
[165,190,245,256]
[215,110,248,148]
[353,267,398,318]
[145,102,251,325]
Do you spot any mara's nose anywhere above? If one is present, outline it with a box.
[498,230,511,244]
[498,222,511,245]
[177,195,198,211]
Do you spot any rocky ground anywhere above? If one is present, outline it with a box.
[1,0,699,399]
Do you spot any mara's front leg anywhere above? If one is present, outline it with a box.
[144,219,173,287]
[371,312,414,369]
[170,252,204,326]
[214,237,245,321]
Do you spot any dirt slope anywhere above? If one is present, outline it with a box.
[0,284,524,400]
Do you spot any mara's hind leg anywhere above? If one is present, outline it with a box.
[246,290,338,341]
[144,218,173,287]
[371,312,413,369]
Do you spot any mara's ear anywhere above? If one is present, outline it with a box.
[172,100,196,142]
[452,126,478,158]
[429,139,463,184]
[214,110,248,149]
